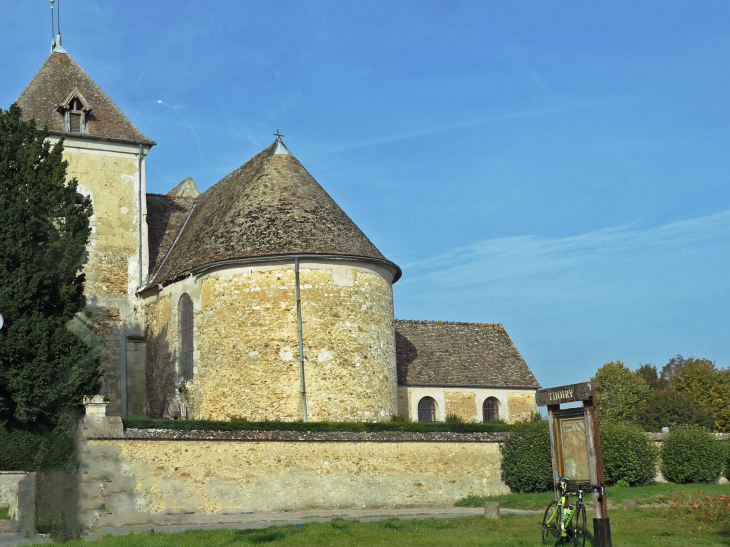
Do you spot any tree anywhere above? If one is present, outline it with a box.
[660,354,690,383]
[593,360,651,423]
[636,363,668,391]
[636,387,713,432]
[671,357,730,432]
[0,104,99,431]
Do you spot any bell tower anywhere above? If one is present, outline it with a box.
[16,33,155,416]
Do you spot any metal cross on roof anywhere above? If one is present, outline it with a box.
[274,130,284,139]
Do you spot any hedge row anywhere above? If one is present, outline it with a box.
[500,422,730,493]
[122,416,518,433]
[0,414,77,472]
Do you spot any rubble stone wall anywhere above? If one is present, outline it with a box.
[143,296,174,418]
[58,140,149,416]
[77,424,507,532]
[143,259,398,422]
[506,391,538,422]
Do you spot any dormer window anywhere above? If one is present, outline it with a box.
[56,89,92,135]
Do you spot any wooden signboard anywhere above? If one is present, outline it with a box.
[536,382,612,547]
[535,382,593,406]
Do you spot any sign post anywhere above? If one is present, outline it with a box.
[536,382,612,547]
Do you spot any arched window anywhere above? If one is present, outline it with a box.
[179,293,194,381]
[483,397,500,422]
[418,396,437,422]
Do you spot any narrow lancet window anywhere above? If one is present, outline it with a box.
[179,293,194,381]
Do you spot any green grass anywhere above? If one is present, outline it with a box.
[61,509,730,546]
[456,482,730,510]
[0,506,8,520]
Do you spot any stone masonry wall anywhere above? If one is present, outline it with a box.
[0,472,27,520]
[146,261,398,422]
[507,392,537,422]
[63,150,140,303]
[444,392,477,421]
[77,425,507,532]
[62,146,145,415]
[144,296,174,418]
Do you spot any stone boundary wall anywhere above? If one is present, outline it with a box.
[0,472,26,522]
[0,472,35,536]
[121,429,511,443]
[77,417,508,534]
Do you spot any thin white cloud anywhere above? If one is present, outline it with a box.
[402,209,730,289]
[313,100,616,157]
[268,60,281,78]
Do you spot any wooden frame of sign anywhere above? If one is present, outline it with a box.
[536,382,612,547]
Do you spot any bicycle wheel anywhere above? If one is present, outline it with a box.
[569,504,587,547]
[541,500,560,545]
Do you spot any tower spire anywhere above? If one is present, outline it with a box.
[50,0,66,53]
[50,0,55,52]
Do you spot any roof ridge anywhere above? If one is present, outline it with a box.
[395,319,503,327]
[146,192,195,199]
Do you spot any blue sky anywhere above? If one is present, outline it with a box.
[2,1,729,388]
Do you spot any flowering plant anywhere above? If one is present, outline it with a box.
[666,490,730,525]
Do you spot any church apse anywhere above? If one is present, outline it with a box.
[165,260,398,422]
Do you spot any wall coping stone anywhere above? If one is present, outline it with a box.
[646,431,730,441]
[85,428,512,443]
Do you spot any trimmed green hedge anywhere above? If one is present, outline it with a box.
[660,425,723,484]
[122,417,516,433]
[601,422,658,486]
[0,414,76,472]
[499,419,553,493]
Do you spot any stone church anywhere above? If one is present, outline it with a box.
[15,45,540,425]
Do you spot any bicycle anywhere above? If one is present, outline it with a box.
[541,477,600,546]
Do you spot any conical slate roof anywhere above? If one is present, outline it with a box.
[151,139,400,285]
[16,51,153,144]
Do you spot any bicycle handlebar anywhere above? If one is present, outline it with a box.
[555,477,604,493]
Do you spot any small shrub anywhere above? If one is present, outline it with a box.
[660,426,723,484]
[499,419,552,493]
[601,422,658,486]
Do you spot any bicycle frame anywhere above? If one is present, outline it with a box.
[543,477,598,545]
[545,478,580,539]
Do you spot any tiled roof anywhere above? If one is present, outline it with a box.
[146,194,195,275]
[150,141,399,285]
[395,320,540,388]
[16,51,153,144]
